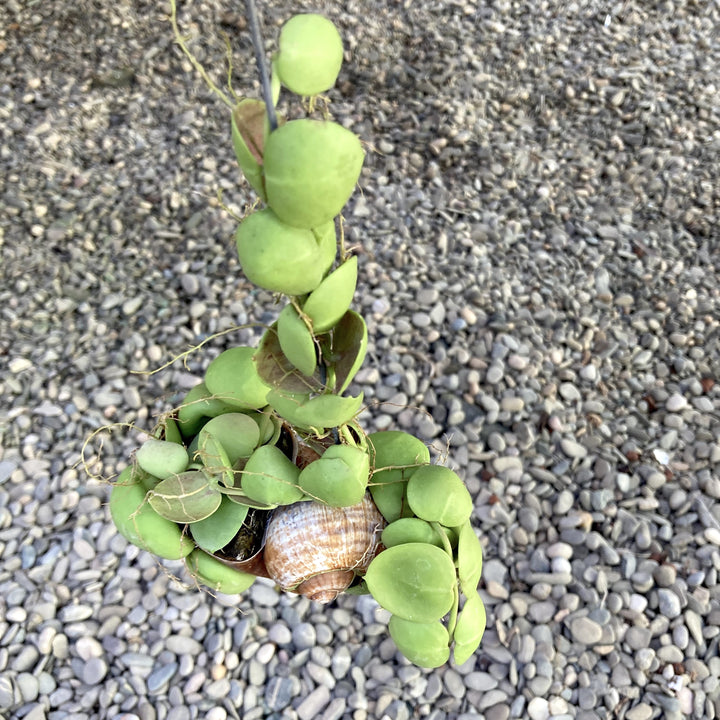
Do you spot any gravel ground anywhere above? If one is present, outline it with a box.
[1,0,720,719]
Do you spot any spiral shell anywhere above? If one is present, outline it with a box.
[263,493,386,603]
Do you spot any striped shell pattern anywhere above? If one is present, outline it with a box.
[263,493,386,603]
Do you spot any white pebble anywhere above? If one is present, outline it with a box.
[678,687,694,715]
[628,594,648,613]
[527,697,550,720]
[546,542,573,560]
[704,527,720,546]
[666,393,687,412]
[560,438,588,459]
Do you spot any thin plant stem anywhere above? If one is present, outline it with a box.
[168,0,233,109]
[244,0,278,131]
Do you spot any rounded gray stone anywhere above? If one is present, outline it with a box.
[657,588,682,619]
[82,657,108,685]
[486,364,504,384]
[16,673,39,703]
[292,623,317,651]
[0,675,15,708]
[568,617,603,644]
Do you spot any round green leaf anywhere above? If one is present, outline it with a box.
[406,465,472,527]
[109,468,194,560]
[452,592,487,666]
[136,438,189,480]
[388,615,450,668]
[276,14,343,96]
[368,431,430,479]
[263,119,364,229]
[190,496,250,553]
[241,444,304,506]
[382,518,446,549]
[298,444,369,507]
[186,549,256,595]
[204,347,270,410]
[369,482,409,525]
[176,382,236,439]
[236,209,332,295]
[367,431,429,523]
[302,256,358,333]
[365,543,456,623]
[198,413,260,465]
[148,470,222,523]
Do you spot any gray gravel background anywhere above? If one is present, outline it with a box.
[1,0,720,719]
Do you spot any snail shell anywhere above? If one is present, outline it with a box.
[263,493,386,603]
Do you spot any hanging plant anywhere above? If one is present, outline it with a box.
[107,0,487,669]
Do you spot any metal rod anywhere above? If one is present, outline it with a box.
[244,0,278,131]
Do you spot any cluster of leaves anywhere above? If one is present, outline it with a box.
[364,431,486,666]
[108,7,487,668]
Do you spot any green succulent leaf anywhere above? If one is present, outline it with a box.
[138,467,161,492]
[368,431,430,478]
[243,409,281,446]
[455,520,483,595]
[381,517,446,549]
[236,209,334,295]
[302,256,358,334]
[343,579,370,595]
[298,444,369,507]
[277,304,318,378]
[176,382,237,439]
[315,220,338,278]
[190,496,250,553]
[452,592,487,666]
[148,470,222,523]
[194,431,234,487]
[109,468,194,560]
[161,416,184,445]
[263,119,365,229]
[275,14,343,96]
[367,431,430,523]
[241,444,304,506]
[406,465,473,527]
[267,389,364,432]
[198,413,260,465]
[388,615,450,669]
[218,485,278,510]
[365,543,457,623]
[204,347,271,410]
[186,549,256,595]
[136,438,189,480]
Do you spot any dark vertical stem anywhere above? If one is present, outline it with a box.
[245,0,278,131]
